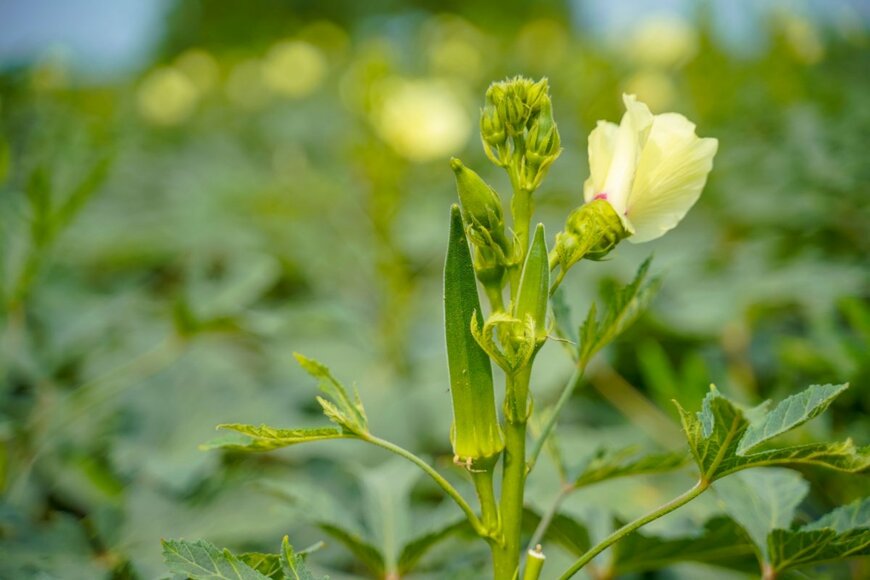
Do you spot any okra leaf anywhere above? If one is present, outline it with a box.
[522,507,591,556]
[577,257,661,366]
[768,497,870,573]
[316,524,385,576]
[238,553,282,579]
[200,424,347,452]
[550,286,578,345]
[161,539,272,580]
[280,536,324,580]
[714,468,809,563]
[293,353,368,435]
[737,383,849,454]
[568,446,688,489]
[397,517,473,573]
[611,516,757,575]
[675,384,868,481]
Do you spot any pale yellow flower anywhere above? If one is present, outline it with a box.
[583,94,717,243]
[137,67,199,125]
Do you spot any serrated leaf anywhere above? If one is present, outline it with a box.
[237,553,282,579]
[737,384,849,454]
[201,424,347,452]
[804,497,870,532]
[676,385,867,481]
[577,257,661,366]
[768,527,870,572]
[293,353,368,435]
[714,468,809,562]
[767,497,870,573]
[162,539,272,580]
[611,516,757,575]
[280,536,322,580]
[397,518,472,573]
[569,446,689,489]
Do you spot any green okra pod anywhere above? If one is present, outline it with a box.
[444,205,504,464]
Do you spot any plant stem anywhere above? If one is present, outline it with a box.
[493,369,532,579]
[527,365,584,472]
[557,480,708,579]
[363,435,488,538]
[472,467,501,536]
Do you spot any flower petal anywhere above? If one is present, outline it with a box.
[600,95,653,220]
[625,112,718,243]
[583,120,619,203]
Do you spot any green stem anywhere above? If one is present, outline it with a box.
[363,435,488,538]
[557,480,708,579]
[472,467,501,537]
[527,365,584,472]
[493,368,532,579]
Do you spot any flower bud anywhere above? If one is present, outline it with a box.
[553,199,629,274]
[526,99,561,168]
[480,102,506,147]
[451,157,504,232]
[444,206,505,464]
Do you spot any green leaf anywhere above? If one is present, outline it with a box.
[550,287,578,346]
[316,524,385,575]
[237,553,282,579]
[803,496,870,532]
[280,536,322,580]
[293,353,368,435]
[577,257,661,366]
[767,497,870,573]
[443,204,502,461]
[611,516,757,575]
[162,539,272,580]
[522,507,591,557]
[568,446,689,489]
[737,383,849,454]
[714,468,809,562]
[676,384,868,481]
[200,424,347,452]
[397,518,473,573]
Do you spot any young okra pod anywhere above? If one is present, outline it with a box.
[444,205,505,465]
[514,223,549,341]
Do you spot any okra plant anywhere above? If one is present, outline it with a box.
[163,77,869,580]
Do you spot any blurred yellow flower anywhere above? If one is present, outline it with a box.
[624,69,676,111]
[175,49,220,94]
[625,17,698,68]
[584,94,717,243]
[225,59,269,109]
[137,67,199,126]
[261,40,327,98]
[373,78,471,162]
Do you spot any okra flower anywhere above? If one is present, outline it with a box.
[584,94,718,243]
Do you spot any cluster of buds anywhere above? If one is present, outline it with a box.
[480,76,561,193]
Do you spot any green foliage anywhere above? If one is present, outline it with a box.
[293,353,368,436]
[201,425,347,452]
[161,538,324,580]
[676,384,869,481]
[715,470,870,574]
[568,446,688,489]
[611,516,757,575]
[576,258,661,366]
[162,539,275,580]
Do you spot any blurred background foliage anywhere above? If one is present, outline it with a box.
[0,0,868,578]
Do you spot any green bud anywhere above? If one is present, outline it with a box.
[514,224,549,342]
[444,205,504,464]
[526,99,561,168]
[553,199,629,275]
[480,103,506,147]
[451,157,504,231]
[525,77,549,117]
